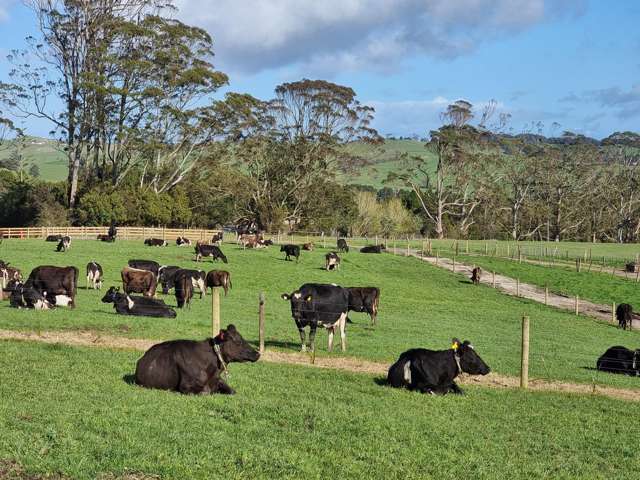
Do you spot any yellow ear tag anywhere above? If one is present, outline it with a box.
[451,342,459,351]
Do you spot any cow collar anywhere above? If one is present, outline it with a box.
[213,342,229,378]
[453,351,462,376]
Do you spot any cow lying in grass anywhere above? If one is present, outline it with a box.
[596,346,640,376]
[8,281,53,309]
[102,286,176,318]
[387,339,491,395]
[134,324,259,394]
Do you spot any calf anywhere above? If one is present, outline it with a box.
[56,236,71,252]
[174,269,207,299]
[45,234,62,242]
[596,346,640,376]
[616,303,633,330]
[144,238,168,247]
[86,261,104,290]
[205,270,232,296]
[9,281,53,310]
[325,252,341,271]
[280,244,300,262]
[158,265,182,294]
[471,267,482,285]
[346,287,380,325]
[97,234,116,242]
[387,339,491,395]
[281,283,349,352]
[128,260,160,277]
[302,242,314,251]
[121,267,157,297]
[175,273,194,309]
[26,265,78,308]
[102,286,176,318]
[337,238,349,253]
[195,242,228,263]
[360,244,385,254]
[211,232,223,245]
[134,324,259,394]
[176,236,192,246]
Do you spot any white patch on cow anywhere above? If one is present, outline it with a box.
[55,295,72,307]
[293,292,302,299]
[403,361,412,383]
[126,295,134,310]
[331,283,338,286]
[34,299,50,310]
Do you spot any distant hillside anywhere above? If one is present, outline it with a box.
[0,136,67,181]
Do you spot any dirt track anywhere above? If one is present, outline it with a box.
[1,328,639,402]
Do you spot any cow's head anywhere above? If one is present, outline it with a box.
[101,286,119,304]
[214,324,259,363]
[281,291,313,322]
[452,338,491,376]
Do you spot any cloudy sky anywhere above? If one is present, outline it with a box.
[1,0,639,138]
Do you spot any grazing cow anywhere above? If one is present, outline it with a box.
[280,244,300,262]
[121,267,157,297]
[325,252,341,271]
[302,242,314,251]
[176,236,192,246]
[262,239,274,246]
[128,260,161,277]
[134,324,260,395]
[616,303,633,330]
[387,339,491,395]
[26,266,78,308]
[471,267,482,285]
[174,269,207,299]
[211,232,224,245]
[346,287,380,325]
[337,238,349,253]
[97,234,116,242]
[86,261,103,290]
[205,270,232,296]
[281,283,350,352]
[625,263,637,273]
[195,243,228,263]
[158,265,182,294]
[102,286,176,318]
[8,281,53,310]
[596,346,640,376]
[239,234,265,249]
[144,238,168,247]
[360,244,385,254]
[175,273,194,309]
[45,234,62,242]
[56,236,71,252]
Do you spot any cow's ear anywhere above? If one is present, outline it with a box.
[227,324,237,332]
[451,338,461,351]
[305,295,312,302]
[216,329,226,341]
[281,293,290,300]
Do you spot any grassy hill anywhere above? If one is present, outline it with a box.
[0,136,67,182]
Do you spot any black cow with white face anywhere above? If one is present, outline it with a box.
[134,324,260,394]
[596,346,640,376]
[387,339,491,395]
[281,283,350,352]
[56,236,71,252]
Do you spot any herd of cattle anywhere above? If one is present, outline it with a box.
[1,231,639,397]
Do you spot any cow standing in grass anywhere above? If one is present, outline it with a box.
[471,267,482,285]
[616,303,633,330]
[86,262,103,290]
[281,244,300,262]
[206,270,232,296]
[56,236,71,252]
[325,252,341,271]
[337,238,349,253]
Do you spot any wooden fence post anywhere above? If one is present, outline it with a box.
[322,232,326,249]
[484,242,488,255]
[406,236,410,256]
[258,292,265,355]
[575,295,579,316]
[516,278,520,297]
[521,315,530,389]
[492,271,496,288]
[466,239,469,253]
[612,303,616,324]
[211,287,220,337]
[544,284,548,306]
[452,256,456,273]
[436,250,439,266]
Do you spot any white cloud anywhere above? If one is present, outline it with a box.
[174,0,585,74]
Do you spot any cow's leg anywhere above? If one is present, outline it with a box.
[298,327,307,352]
[338,312,347,352]
[327,327,334,352]
[448,382,465,395]
[214,379,235,395]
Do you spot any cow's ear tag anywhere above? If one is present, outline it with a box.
[305,295,312,302]
[451,342,459,351]
[218,330,225,341]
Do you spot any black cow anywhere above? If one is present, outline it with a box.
[471,267,482,285]
[158,265,182,294]
[26,265,78,308]
[45,234,62,242]
[195,243,228,263]
[9,281,53,310]
[280,244,300,262]
[86,261,103,290]
[596,346,640,376]
[97,234,116,242]
[281,283,349,352]
[102,286,176,318]
[325,252,341,271]
[387,339,491,395]
[176,236,192,246]
[360,244,385,254]
[144,238,168,247]
[205,270,232,296]
[337,238,349,253]
[128,260,160,277]
[174,269,206,299]
[616,303,633,330]
[56,236,71,252]
[262,239,274,246]
[134,324,260,394]
[175,274,194,309]
[108,223,118,239]
[347,287,380,325]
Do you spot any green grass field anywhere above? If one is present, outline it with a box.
[1,238,639,390]
[0,137,68,182]
[1,340,639,479]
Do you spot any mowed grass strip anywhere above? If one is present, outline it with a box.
[1,239,640,389]
[458,254,640,309]
[1,340,639,480]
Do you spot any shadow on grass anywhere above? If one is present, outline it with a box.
[264,339,304,351]
[122,374,136,385]
[373,376,389,387]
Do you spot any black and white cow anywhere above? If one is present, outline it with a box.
[144,238,168,247]
[360,244,385,254]
[337,238,349,253]
[9,281,54,310]
[134,324,260,394]
[0,260,22,289]
[616,303,634,330]
[325,252,341,271]
[281,283,350,352]
[387,339,491,395]
[158,265,182,294]
[128,260,161,278]
[347,287,380,325]
[86,261,103,290]
[101,286,176,318]
[211,232,224,245]
[45,234,63,242]
[56,236,71,252]
[174,269,207,299]
[280,244,300,262]
[176,236,192,246]
[195,243,228,263]
[596,346,640,376]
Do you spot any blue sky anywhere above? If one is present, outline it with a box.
[1,0,638,139]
